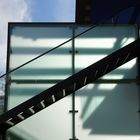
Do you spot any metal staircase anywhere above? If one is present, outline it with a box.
[0,39,140,134]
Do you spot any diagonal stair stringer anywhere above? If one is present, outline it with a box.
[0,39,140,133]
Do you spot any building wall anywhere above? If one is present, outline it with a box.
[76,0,140,23]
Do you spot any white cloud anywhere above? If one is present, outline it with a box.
[0,0,31,75]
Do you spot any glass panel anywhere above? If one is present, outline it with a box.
[76,83,139,140]
[75,25,139,139]
[75,25,137,79]
[10,26,72,80]
[8,84,72,140]
[8,25,73,108]
[8,83,54,109]
[7,25,73,140]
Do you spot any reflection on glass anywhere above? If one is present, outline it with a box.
[75,38,117,48]
[75,25,139,139]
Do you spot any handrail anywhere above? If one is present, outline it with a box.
[0,24,99,79]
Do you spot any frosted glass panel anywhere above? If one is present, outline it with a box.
[75,25,139,140]
[75,83,139,140]
[8,83,54,109]
[8,90,72,140]
[10,26,72,80]
[75,25,137,79]
[7,25,73,140]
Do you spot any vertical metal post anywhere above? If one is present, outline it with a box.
[69,24,78,140]
[4,23,11,113]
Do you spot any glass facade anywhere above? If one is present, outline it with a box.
[6,24,140,140]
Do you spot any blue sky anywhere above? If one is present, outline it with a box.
[31,0,75,22]
[0,0,75,76]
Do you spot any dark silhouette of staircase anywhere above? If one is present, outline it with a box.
[0,39,140,134]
